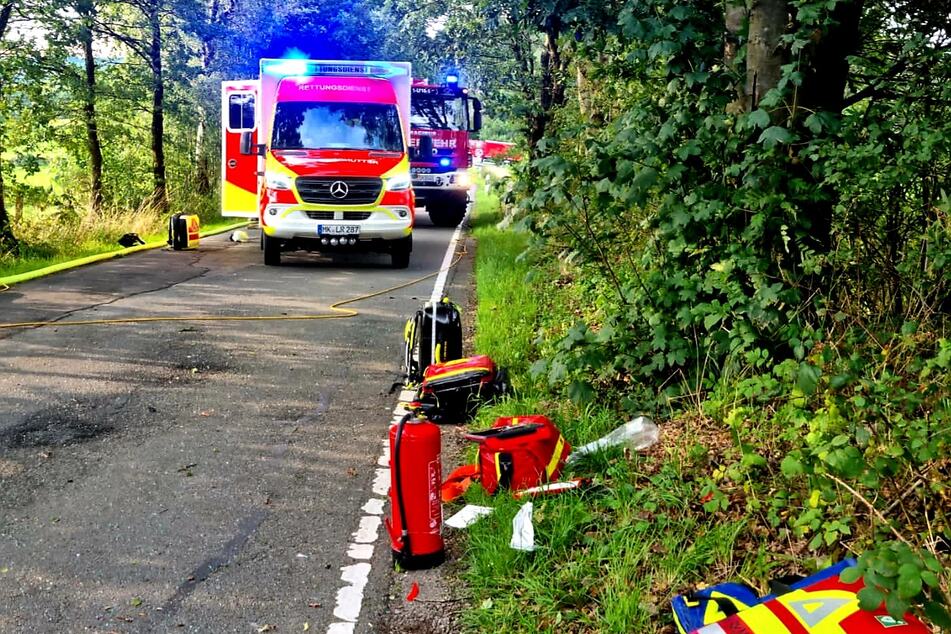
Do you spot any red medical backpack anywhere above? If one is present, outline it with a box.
[463,415,571,495]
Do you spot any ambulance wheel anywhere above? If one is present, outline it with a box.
[263,233,281,266]
[427,202,465,228]
[390,236,412,269]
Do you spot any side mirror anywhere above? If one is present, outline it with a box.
[418,135,434,161]
[240,131,253,155]
[240,131,265,156]
[472,99,483,132]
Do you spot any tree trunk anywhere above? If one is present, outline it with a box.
[745,0,787,110]
[529,14,566,155]
[0,1,19,254]
[725,0,749,113]
[78,0,105,217]
[194,112,211,194]
[796,0,863,116]
[795,0,864,254]
[148,2,168,213]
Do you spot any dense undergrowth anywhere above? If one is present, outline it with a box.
[462,179,950,632]
[456,0,950,631]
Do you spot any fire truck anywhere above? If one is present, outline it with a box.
[410,74,482,227]
[221,60,415,268]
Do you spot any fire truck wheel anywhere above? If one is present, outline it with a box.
[263,233,282,266]
[427,203,465,228]
[390,236,412,269]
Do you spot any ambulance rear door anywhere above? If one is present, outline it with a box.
[221,80,260,218]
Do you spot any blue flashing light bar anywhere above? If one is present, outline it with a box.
[261,59,408,79]
[439,157,452,167]
[445,73,459,84]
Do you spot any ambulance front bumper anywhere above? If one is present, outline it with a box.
[261,204,413,241]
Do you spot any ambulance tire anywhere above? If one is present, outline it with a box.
[427,202,465,228]
[263,233,281,266]
[390,235,412,269]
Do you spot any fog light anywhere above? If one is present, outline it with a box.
[330,238,339,246]
[268,207,278,216]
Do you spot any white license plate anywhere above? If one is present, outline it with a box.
[317,224,360,236]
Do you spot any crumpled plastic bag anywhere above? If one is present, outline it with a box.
[510,501,535,552]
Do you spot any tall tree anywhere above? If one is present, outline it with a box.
[77,0,105,216]
[0,0,18,254]
[95,0,171,213]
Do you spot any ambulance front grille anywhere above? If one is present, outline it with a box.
[296,177,383,205]
[304,211,373,221]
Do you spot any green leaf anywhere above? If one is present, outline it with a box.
[529,359,548,378]
[749,109,771,129]
[924,601,951,629]
[741,452,767,468]
[633,167,659,192]
[567,380,594,404]
[797,362,821,394]
[804,113,823,133]
[780,455,804,478]
[897,564,922,599]
[920,570,940,588]
[758,126,794,149]
[857,586,885,611]
[839,567,863,584]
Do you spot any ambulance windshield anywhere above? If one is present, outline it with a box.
[271,102,403,152]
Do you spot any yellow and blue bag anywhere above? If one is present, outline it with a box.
[672,559,931,633]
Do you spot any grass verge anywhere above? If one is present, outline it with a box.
[0,206,241,280]
[458,185,775,633]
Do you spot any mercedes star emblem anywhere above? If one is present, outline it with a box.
[329,181,349,199]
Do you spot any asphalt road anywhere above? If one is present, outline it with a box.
[0,215,461,633]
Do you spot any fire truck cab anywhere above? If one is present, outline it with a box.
[410,74,481,228]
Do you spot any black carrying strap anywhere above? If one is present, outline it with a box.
[768,575,805,597]
[684,581,761,618]
[464,424,542,442]
[497,452,513,490]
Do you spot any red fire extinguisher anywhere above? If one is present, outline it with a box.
[386,413,445,569]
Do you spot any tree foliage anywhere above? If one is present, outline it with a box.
[476,0,951,623]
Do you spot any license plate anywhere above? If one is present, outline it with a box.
[317,224,360,236]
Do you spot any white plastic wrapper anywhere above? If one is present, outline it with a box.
[510,501,535,552]
[445,505,494,529]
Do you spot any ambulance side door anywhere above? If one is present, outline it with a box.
[221,81,259,218]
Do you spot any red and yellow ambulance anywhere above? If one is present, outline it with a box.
[221,60,415,268]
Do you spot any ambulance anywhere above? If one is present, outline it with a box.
[221,60,415,268]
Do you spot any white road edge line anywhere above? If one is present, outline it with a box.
[327,210,471,634]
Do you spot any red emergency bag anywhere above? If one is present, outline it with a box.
[461,415,571,496]
[412,355,507,424]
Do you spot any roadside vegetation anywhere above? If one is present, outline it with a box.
[0,0,404,277]
[457,0,951,625]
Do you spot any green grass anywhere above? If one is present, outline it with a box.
[458,184,759,633]
[0,211,242,280]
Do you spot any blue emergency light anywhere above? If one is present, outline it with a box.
[439,157,452,167]
[446,73,459,85]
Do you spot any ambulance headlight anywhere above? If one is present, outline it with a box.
[265,172,292,191]
[385,173,412,192]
